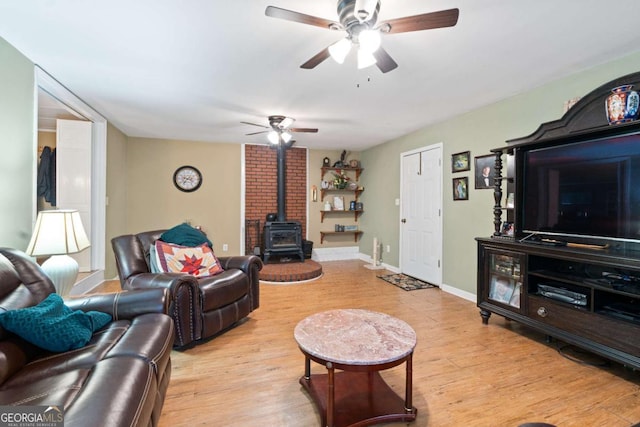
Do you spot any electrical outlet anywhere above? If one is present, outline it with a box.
[222,244,229,252]
[386,245,391,253]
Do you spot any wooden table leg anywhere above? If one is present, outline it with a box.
[326,362,334,427]
[405,352,413,413]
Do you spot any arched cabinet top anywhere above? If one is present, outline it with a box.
[507,70,640,147]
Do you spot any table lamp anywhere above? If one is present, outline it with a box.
[25,209,91,296]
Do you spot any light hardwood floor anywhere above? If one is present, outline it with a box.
[97,261,640,426]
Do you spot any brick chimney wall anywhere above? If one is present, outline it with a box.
[245,144,307,253]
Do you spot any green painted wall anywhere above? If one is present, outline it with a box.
[360,51,640,295]
[3,32,640,298]
[0,37,35,249]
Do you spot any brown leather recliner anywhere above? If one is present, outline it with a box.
[0,248,174,427]
[112,230,263,348]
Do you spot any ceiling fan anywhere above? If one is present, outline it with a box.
[242,115,318,144]
[265,0,459,73]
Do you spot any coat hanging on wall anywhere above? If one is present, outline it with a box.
[37,146,56,206]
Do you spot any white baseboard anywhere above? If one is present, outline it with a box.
[440,283,476,303]
[357,253,399,273]
[70,270,105,295]
[312,246,360,262]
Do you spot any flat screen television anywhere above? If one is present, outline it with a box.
[520,131,640,244]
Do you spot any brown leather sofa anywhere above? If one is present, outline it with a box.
[112,230,262,348]
[0,248,174,427]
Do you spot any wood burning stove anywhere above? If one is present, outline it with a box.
[262,139,304,263]
[263,221,304,263]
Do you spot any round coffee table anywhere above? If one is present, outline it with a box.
[294,309,417,427]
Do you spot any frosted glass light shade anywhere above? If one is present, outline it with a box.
[268,130,292,144]
[281,131,292,143]
[359,29,381,53]
[357,49,377,69]
[279,117,295,128]
[268,131,280,144]
[329,38,352,64]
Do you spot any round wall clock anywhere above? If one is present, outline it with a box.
[173,166,202,192]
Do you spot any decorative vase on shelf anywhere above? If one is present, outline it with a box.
[606,85,640,125]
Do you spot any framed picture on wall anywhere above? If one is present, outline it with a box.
[452,177,468,201]
[474,154,495,189]
[451,151,471,173]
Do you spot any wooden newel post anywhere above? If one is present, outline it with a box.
[493,151,503,236]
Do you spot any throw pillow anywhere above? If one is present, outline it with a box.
[154,241,224,277]
[0,293,112,352]
[148,244,162,273]
[160,223,213,248]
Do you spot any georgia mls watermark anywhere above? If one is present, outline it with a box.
[0,406,64,427]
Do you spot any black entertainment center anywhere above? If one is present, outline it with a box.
[477,71,640,370]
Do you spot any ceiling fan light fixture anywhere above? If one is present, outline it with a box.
[358,29,381,53]
[357,49,377,69]
[328,38,352,64]
[354,0,378,22]
[267,131,280,144]
[281,131,292,143]
[279,117,295,128]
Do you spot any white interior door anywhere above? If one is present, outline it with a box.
[400,144,443,284]
[56,119,92,272]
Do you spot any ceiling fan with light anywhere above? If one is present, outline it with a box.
[242,115,318,144]
[265,0,459,73]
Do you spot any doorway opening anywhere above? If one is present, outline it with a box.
[35,66,107,294]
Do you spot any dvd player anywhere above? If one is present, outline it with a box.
[537,284,588,306]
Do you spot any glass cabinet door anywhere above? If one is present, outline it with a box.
[487,252,523,309]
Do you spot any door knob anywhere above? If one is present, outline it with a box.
[401,218,407,223]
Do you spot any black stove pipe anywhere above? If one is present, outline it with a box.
[276,141,287,222]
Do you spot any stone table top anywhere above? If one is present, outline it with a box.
[293,309,417,365]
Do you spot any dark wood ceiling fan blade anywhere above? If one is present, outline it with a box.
[301,48,331,69]
[265,6,340,30]
[245,130,269,136]
[290,128,319,133]
[241,121,269,129]
[379,8,459,34]
[373,47,398,73]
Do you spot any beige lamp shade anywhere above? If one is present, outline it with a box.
[25,209,90,296]
[26,209,90,256]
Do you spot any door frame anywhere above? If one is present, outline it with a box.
[398,143,443,284]
[35,66,107,292]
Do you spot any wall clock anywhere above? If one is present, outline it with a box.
[173,166,202,192]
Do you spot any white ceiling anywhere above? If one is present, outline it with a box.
[2,0,640,150]
[37,90,86,131]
